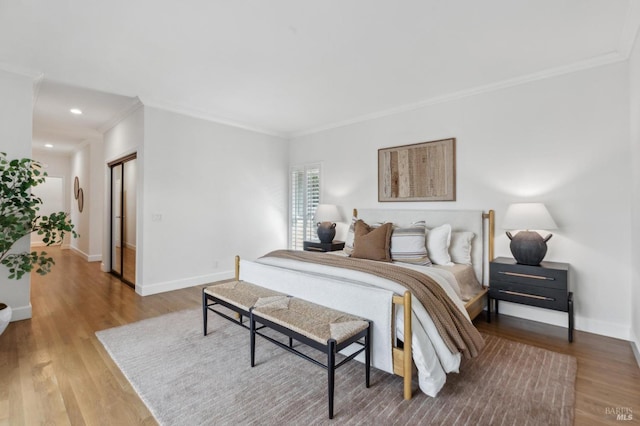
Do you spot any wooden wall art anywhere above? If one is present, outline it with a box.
[378,138,456,202]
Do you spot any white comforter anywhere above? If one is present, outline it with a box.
[242,255,472,397]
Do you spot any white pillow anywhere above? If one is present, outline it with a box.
[449,231,475,265]
[426,224,453,265]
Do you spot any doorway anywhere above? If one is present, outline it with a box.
[31,176,65,246]
[109,154,137,287]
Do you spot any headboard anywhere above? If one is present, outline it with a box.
[354,208,494,285]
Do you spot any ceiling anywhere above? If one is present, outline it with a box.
[32,80,137,153]
[1,0,639,153]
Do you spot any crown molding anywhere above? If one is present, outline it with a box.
[68,137,103,155]
[618,0,640,59]
[0,62,45,108]
[97,97,143,134]
[0,62,43,80]
[32,73,44,109]
[138,97,286,139]
[292,51,627,139]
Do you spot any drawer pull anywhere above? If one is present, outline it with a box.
[498,289,555,301]
[499,271,555,281]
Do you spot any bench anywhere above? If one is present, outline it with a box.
[203,280,372,419]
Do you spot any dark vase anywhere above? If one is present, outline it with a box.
[507,230,552,266]
[316,222,337,243]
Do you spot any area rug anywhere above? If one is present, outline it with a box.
[96,309,576,425]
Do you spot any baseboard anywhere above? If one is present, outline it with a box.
[577,316,631,341]
[136,270,235,296]
[631,331,640,369]
[30,242,71,249]
[70,246,102,262]
[9,303,32,322]
[496,301,631,341]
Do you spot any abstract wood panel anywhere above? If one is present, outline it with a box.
[378,138,456,201]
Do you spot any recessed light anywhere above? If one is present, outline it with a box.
[70,108,83,115]
[44,143,53,148]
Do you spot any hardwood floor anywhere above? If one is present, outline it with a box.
[1,246,638,425]
[477,315,640,425]
[1,247,199,425]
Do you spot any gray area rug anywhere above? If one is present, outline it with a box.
[96,309,576,425]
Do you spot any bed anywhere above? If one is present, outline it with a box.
[236,208,495,399]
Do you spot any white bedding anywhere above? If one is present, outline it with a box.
[240,255,475,397]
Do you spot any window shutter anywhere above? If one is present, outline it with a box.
[289,164,321,250]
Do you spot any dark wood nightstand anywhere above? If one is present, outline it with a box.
[303,241,345,252]
[488,257,573,342]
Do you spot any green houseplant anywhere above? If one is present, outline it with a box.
[0,152,78,280]
[1,152,78,334]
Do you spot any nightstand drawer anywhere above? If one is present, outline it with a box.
[489,282,568,312]
[490,262,567,291]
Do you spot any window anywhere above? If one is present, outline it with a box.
[289,164,320,249]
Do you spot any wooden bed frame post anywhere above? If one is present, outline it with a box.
[392,291,413,400]
[402,291,412,399]
[235,255,240,280]
[482,210,495,262]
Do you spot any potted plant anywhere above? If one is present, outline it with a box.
[0,152,78,334]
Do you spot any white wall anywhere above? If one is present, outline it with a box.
[291,62,631,340]
[70,143,92,258]
[629,29,640,351]
[0,69,34,321]
[68,139,104,262]
[139,106,289,295]
[89,138,104,260]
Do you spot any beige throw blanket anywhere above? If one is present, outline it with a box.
[262,250,485,359]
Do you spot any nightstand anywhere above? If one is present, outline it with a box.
[303,241,345,252]
[488,257,573,342]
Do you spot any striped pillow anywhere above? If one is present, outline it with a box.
[390,221,431,266]
[343,216,357,255]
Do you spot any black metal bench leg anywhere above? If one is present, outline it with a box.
[250,310,256,367]
[327,339,336,419]
[202,290,208,336]
[365,322,371,388]
[568,292,574,343]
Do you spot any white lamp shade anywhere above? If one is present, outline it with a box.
[313,204,342,223]
[502,203,557,231]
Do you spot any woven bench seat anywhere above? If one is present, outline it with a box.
[251,296,370,346]
[202,280,371,419]
[204,280,285,313]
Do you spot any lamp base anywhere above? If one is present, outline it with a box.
[506,231,552,266]
[317,222,336,244]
